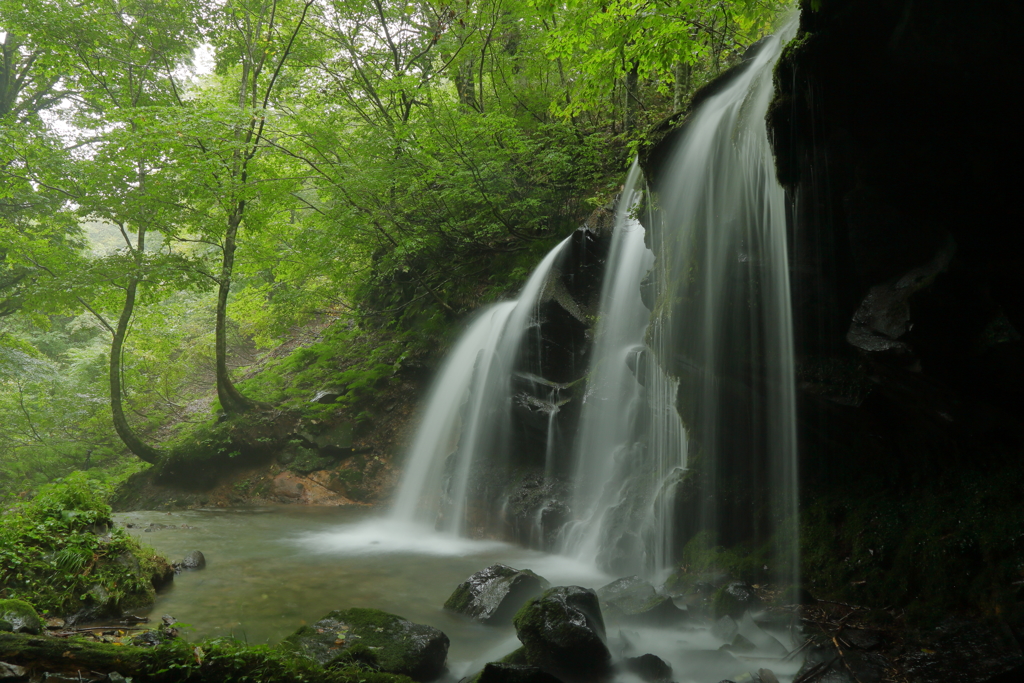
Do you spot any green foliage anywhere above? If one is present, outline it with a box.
[675,530,771,582]
[801,469,1024,624]
[0,472,169,616]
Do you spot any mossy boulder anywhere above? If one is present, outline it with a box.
[596,576,686,625]
[0,600,43,634]
[444,564,550,624]
[281,608,449,681]
[511,586,610,683]
[711,581,761,618]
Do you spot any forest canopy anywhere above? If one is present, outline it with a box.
[0,0,785,495]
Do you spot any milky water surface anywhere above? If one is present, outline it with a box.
[118,506,802,682]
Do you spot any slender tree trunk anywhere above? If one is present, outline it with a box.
[215,207,255,415]
[673,61,691,112]
[109,277,162,465]
[624,63,640,133]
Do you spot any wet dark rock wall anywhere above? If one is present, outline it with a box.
[761,0,1024,629]
[767,0,1024,490]
[460,208,614,547]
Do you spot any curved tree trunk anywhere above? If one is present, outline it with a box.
[109,277,162,465]
[215,208,255,415]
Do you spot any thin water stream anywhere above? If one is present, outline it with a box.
[118,507,802,683]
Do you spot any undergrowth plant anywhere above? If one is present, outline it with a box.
[0,472,170,617]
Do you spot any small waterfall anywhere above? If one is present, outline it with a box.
[391,237,572,533]
[649,20,800,587]
[560,162,688,575]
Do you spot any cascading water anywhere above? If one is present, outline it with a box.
[645,20,800,588]
[391,236,572,534]
[394,16,798,589]
[560,162,688,576]
[560,18,799,586]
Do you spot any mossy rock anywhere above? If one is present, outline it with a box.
[711,582,761,619]
[0,600,43,635]
[444,564,550,624]
[511,586,610,683]
[281,607,449,681]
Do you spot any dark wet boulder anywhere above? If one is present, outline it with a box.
[512,586,610,683]
[623,653,672,682]
[0,600,42,635]
[474,662,564,683]
[712,582,761,618]
[445,564,550,624]
[282,607,449,681]
[180,550,205,570]
[596,576,686,625]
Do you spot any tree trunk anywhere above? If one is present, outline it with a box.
[624,63,639,133]
[673,61,691,112]
[215,208,255,415]
[109,277,162,465]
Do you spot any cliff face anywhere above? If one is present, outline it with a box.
[766,0,1023,488]
[764,0,1024,622]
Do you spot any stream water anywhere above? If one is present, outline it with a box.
[118,506,803,683]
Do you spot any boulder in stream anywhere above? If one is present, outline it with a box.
[512,586,610,683]
[712,581,761,618]
[445,564,550,624]
[623,653,673,682]
[596,576,686,625]
[282,607,449,681]
[179,550,206,570]
[474,662,564,683]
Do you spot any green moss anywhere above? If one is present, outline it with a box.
[0,599,42,634]
[2,629,414,681]
[288,447,334,475]
[282,608,446,679]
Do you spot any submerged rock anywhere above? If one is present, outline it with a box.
[623,653,672,682]
[512,586,610,683]
[474,662,564,683]
[445,564,550,624]
[0,600,43,635]
[282,607,449,681]
[596,576,686,625]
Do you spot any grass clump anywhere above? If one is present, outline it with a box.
[0,471,171,618]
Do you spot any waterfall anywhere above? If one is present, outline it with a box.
[392,18,798,589]
[647,21,800,586]
[391,237,572,533]
[563,20,798,583]
[560,162,688,576]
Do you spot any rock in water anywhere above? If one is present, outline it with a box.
[623,653,673,682]
[596,576,686,625]
[712,582,761,618]
[0,600,43,635]
[475,662,564,683]
[180,550,206,570]
[512,586,610,683]
[282,607,449,681]
[445,564,550,624]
